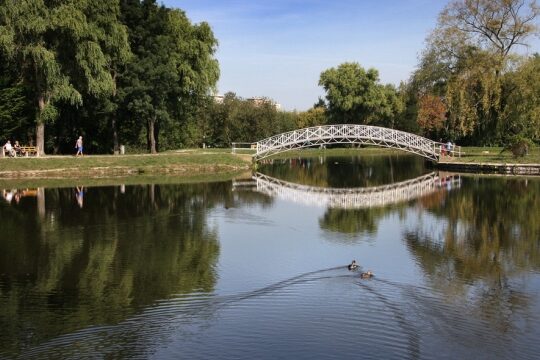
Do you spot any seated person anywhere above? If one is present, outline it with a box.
[13,141,22,156]
[3,140,16,157]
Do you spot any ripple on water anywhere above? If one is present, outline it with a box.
[11,268,540,360]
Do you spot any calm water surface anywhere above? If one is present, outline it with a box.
[1,153,539,359]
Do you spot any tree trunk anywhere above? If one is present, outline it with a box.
[148,117,157,154]
[37,94,46,156]
[112,116,119,154]
[111,71,119,154]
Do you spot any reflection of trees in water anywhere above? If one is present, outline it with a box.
[319,206,405,239]
[259,153,427,239]
[411,177,540,277]
[0,182,246,355]
[405,177,540,333]
[259,153,427,188]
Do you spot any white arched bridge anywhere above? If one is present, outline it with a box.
[233,172,461,209]
[232,125,460,162]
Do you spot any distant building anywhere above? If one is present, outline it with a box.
[247,97,282,110]
[212,94,281,110]
[213,94,225,104]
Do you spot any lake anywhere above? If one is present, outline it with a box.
[1,153,539,359]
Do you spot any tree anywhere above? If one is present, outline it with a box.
[87,0,131,153]
[417,94,447,138]
[296,107,327,129]
[501,54,540,142]
[414,0,540,144]
[439,0,539,58]
[0,53,34,143]
[319,62,402,125]
[119,0,219,153]
[0,1,127,155]
[392,82,421,134]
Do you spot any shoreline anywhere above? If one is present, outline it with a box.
[2,148,539,180]
[436,161,540,175]
[0,163,250,179]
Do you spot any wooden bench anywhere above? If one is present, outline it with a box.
[2,146,38,157]
[19,146,38,157]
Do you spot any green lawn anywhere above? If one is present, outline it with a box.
[0,149,251,176]
[444,146,540,164]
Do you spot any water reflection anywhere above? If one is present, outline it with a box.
[405,178,540,276]
[406,177,540,279]
[0,183,237,356]
[403,176,540,339]
[2,188,39,205]
[258,153,429,187]
[0,156,539,359]
[239,171,460,209]
[75,186,84,208]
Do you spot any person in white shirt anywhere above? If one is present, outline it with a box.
[4,140,16,157]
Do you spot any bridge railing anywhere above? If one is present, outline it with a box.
[234,125,461,161]
[255,125,445,161]
[433,142,462,158]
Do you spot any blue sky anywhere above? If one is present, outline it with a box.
[162,1,522,110]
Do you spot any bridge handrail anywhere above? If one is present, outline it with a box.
[253,124,454,162]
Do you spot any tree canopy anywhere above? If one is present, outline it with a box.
[319,62,402,125]
[412,0,540,144]
[0,0,127,154]
[1,0,539,153]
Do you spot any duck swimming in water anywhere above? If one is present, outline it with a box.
[360,270,373,279]
[348,260,358,271]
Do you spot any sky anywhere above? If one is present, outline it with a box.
[164,1,536,111]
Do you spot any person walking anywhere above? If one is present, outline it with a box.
[75,136,83,156]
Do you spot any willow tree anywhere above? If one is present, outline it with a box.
[86,0,131,153]
[502,54,540,142]
[0,0,128,155]
[414,0,539,143]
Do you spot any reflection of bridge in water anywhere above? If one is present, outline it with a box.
[233,172,461,209]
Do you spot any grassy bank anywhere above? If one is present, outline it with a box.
[443,146,540,164]
[0,149,252,179]
[2,146,538,181]
[0,170,253,189]
[253,147,406,160]
[266,146,540,164]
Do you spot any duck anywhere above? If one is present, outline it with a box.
[348,260,358,271]
[360,270,373,279]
